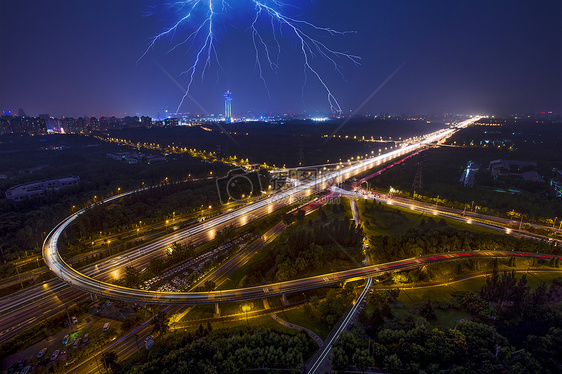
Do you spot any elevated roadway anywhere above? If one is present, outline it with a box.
[41,120,482,305]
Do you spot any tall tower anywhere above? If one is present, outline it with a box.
[224,91,232,123]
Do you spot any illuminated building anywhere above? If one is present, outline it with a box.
[224,91,232,123]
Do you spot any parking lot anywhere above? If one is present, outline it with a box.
[141,234,251,293]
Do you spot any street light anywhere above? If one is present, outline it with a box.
[241,304,252,324]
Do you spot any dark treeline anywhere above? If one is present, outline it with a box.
[0,134,230,263]
[111,119,443,169]
[240,212,364,287]
[119,326,314,374]
[306,285,357,327]
[69,181,220,240]
[333,272,562,373]
[370,217,559,263]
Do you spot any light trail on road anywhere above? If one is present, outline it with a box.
[42,119,482,305]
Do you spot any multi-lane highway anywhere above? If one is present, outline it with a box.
[43,121,480,305]
[0,119,476,344]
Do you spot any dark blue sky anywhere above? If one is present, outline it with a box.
[1,0,560,117]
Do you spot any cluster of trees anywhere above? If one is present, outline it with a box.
[69,181,219,242]
[120,308,152,333]
[240,216,364,286]
[303,285,357,328]
[479,270,562,349]
[119,327,314,374]
[333,271,562,373]
[370,218,559,263]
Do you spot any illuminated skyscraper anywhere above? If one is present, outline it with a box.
[224,91,232,123]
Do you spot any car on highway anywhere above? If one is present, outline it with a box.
[145,335,154,343]
[37,348,48,359]
[20,366,31,374]
[62,335,69,345]
[105,300,111,307]
[73,337,82,349]
[83,333,89,343]
[50,350,60,361]
[103,322,111,332]
[71,316,78,324]
[16,359,27,371]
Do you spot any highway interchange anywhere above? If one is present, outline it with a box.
[42,122,476,305]
[6,116,561,373]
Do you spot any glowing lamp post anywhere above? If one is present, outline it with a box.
[241,304,252,324]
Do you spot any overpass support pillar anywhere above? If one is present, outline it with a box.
[281,294,289,306]
[263,298,270,310]
[214,303,220,317]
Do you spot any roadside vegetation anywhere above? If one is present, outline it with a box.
[117,325,315,374]
[332,272,562,373]
[369,214,559,264]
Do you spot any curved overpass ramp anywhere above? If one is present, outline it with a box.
[43,121,505,305]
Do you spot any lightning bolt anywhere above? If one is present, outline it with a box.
[140,1,359,114]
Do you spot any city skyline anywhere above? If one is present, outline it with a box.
[1,1,560,118]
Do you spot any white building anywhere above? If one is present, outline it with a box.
[5,176,80,201]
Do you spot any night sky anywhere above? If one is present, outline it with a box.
[1,0,560,118]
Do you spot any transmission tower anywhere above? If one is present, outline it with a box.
[412,162,423,192]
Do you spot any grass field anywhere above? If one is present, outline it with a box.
[357,199,498,238]
[279,307,332,340]
[180,304,215,321]
[175,315,297,335]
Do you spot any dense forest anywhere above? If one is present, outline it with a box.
[120,326,315,374]
[239,207,364,287]
[332,272,562,373]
